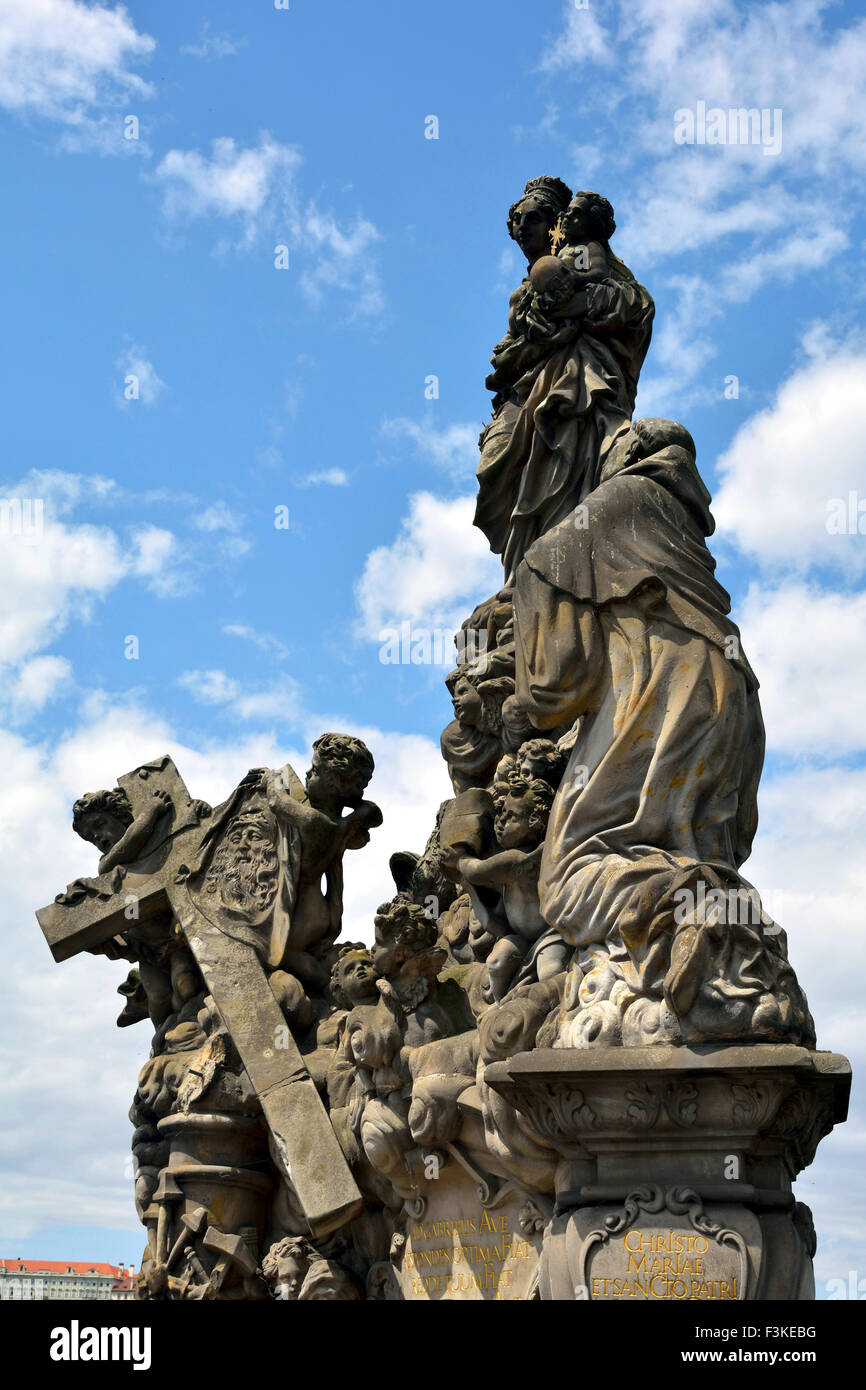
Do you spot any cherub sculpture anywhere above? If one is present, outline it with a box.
[70,785,205,1026]
[300,943,381,1100]
[335,899,453,1203]
[456,769,568,1001]
[262,1236,361,1300]
[191,734,382,1006]
[440,668,514,793]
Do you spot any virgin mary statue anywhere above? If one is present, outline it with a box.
[475,178,655,584]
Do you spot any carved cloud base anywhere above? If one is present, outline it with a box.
[483,1044,850,1301]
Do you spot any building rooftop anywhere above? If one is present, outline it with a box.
[0,1259,130,1278]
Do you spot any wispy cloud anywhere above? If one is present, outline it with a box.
[222,623,290,662]
[151,133,385,317]
[177,668,302,725]
[712,328,866,576]
[297,468,349,488]
[180,23,247,62]
[535,0,866,404]
[114,342,166,407]
[381,417,480,484]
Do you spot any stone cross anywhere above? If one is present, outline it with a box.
[35,755,362,1240]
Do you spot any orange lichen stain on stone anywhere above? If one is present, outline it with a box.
[669,772,687,788]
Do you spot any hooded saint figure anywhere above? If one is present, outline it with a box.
[512,418,813,1047]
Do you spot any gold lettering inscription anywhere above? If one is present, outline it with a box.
[595,1231,737,1300]
[403,1208,535,1300]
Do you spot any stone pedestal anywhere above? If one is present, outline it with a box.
[158,1113,272,1285]
[484,1045,850,1301]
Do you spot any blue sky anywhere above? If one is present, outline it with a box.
[0,0,864,1293]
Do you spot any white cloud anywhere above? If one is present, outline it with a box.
[232,687,303,724]
[535,0,866,372]
[0,486,123,665]
[129,524,189,597]
[115,343,166,407]
[538,2,611,69]
[195,502,241,532]
[187,503,251,562]
[736,582,866,759]
[494,244,521,296]
[222,623,289,662]
[381,417,480,483]
[179,25,246,62]
[256,444,284,471]
[0,0,154,150]
[0,470,198,671]
[177,668,303,726]
[177,668,240,706]
[355,491,502,641]
[153,134,301,233]
[296,211,383,320]
[6,655,72,717]
[740,757,866,1292]
[713,334,866,575]
[544,0,866,179]
[298,468,349,488]
[511,102,561,143]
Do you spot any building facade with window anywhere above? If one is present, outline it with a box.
[0,1259,135,1300]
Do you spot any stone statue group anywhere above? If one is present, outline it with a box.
[38,177,828,1302]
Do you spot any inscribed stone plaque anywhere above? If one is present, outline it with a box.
[576,1208,748,1301]
[395,1168,541,1301]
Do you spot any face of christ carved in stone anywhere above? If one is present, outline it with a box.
[203,810,279,913]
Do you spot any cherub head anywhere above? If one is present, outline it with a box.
[329,943,379,1010]
[528,254,573,298]
[372,897,440,980]
[507,175,572,262]
[306,733,374,810]
[516,738,566,789]
[493,741,563,820]
[262,1236,315,1299]
[561,190,616,247]
[449,673,483,727]
[446,669,514,738]
[495,778,554,851]
[72,788,133,854]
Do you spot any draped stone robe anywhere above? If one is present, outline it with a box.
[512,443,813,1043]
